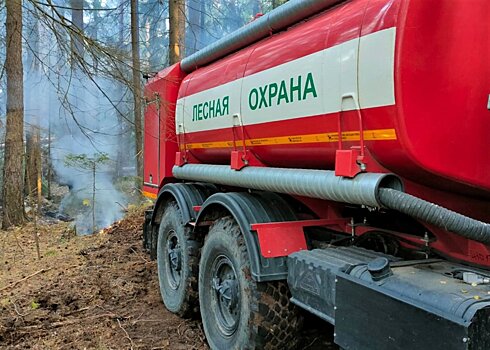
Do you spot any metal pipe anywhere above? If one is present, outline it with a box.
[173,164,402,208]
[180,0,344,73]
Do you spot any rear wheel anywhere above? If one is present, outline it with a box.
[199,216,302,349]
[157,201,199,317]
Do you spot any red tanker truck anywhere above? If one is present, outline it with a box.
[142,0,490,348]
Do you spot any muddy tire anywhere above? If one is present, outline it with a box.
[199,216,302,350]
[157,201,200,318]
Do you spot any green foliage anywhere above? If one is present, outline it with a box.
[64,152,110,171]
[30,300,40,310]
[63,152,112,234]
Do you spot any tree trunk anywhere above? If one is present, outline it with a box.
[253,0,261,15]
[130,0,143,181]
[92,0,101,70]
[115,2,125,178]
[169,0,185,64]
[92,163,96,234]
[25,131,41,198]
[25,8,42,199]
[3,0,25,228]
[92,0,101,39]
[71,0,84,67]
[47,121,51,199]
[187,0,200,55]
[272,0,287,9]
[199,0,206,50]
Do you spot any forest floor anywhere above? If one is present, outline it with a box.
[0,205,336,350]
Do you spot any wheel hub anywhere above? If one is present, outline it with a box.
[165,231,182,290]
[211,255,241,336]
[213,277,238,310]
[169,247,182,271]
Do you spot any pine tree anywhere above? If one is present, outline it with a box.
[169,0,185,64]
[131,0,143,181]
[3,0,25,228]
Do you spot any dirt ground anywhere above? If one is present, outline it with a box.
[0,205,336,350]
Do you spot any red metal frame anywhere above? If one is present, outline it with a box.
[251,219,348,258]
[143,63,186,196]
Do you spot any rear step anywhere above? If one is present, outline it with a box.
[288,247,490,350]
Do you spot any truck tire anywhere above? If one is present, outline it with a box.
[199,216,302,350]
[157,201,199,318]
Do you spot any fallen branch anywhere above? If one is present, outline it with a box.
[63,306,91,317]
[0,268,52,292]
[15,313,131,331]
[95,304,130,320]
[117,318,134,350]
[13,302,31,317]
[17,318,79,331]
[129,247,149,263]
[304,337,320,349]
[115,201,128,211]
[131,319,163,325]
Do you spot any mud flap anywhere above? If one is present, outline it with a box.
[143,208,157,260]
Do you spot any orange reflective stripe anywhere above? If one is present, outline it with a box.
[185,128,397,150]
[142,191,157,199]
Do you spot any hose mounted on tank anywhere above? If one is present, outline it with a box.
[180,0,345,73]
[173,164,490,245]
[377,188,490,244]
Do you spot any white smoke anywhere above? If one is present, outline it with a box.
[23,35,134,234]
[47,71,133,234]
[0,1,137,234]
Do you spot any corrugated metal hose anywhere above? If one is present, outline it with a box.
[378,188,490,244]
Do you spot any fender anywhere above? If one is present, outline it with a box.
[151,182,217,226]
[194,191,297,282]
[146,183,216,259]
